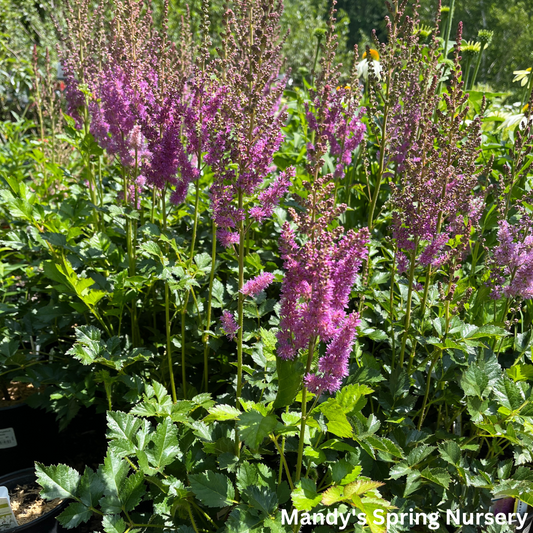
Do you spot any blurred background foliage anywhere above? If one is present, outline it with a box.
[338,0,533,90]
[0,0,531,119]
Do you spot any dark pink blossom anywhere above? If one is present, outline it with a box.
[277,176,369,393]
[240,273,275,298]
[220,310,239,341]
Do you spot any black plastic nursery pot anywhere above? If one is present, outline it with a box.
[0,401,60,476]
[0,468,68,533]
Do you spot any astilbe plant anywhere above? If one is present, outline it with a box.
[205,0,291,407]
[277,173,369,480]
[303,3,366,184]
[9,0,533,530]
[277,176,369,389]
[487,100,533,336]
[385,22,486,372]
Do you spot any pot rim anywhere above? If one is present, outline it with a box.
[0,467,68,532]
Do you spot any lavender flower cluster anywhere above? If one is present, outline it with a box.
[389,23,484,277]
[489,215,533,300]
[277,176,369,393]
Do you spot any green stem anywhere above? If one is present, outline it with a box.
[165,282,178,403]
[295,337,316,482]
[417,351,440,430]
[470,48,483,90]
[389,246,397,369]
[464,57,473,91]
[181,292,190,399]
[236,190,245,405]
[187,504,200,533]
[310,37,322,87]
[367,71,392,230]
[493,298,510,354]
[189,179,201,265]
[83,103,99,231]
[271,434,294,490]
[419,264,432,313]
[399,244,418,367]
[443,0,456,60]
[151,187,156,225]
[202,222,217,392]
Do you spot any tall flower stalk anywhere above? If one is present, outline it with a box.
[207,0,288,411]
[57,0,200,400]
[364,0,428,230]
[389,24,485,375]
[277,175,369,481]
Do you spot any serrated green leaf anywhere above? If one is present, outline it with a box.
[99,453,130,514]
[319,399,353,438]
[421,467,451,488]
[439,441,461,466]
[102,514,127,533]
[291,479,322,511]
[331,460,358,484]
[107,411,142,442]
[189,471,235,507]
[460,366,489,397]
[507,365,533,382]
[466,325,509,339]
[35,463,80,500]
[403,470,422,498]
[78,467,104,508]
[238,411,277,449]
[407,445,436,466]
[121,470,146,512]
[247,486,278,515]
[389,462,410,479]
[144,418,180,469]
[344,479,384,497]
[321,485,344,505]
[205,404,242,423]
[493,377,523,410]
[56,502,93,528]
[364,436,404,458]
[336,384,373,414]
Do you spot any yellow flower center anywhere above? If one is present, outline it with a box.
[363,49,380,61]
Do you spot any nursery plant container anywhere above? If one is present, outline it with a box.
[0,387,60,476]
[0,468,67,533]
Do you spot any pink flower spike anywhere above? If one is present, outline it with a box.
[220,310,239,341]
[240,272,275,298]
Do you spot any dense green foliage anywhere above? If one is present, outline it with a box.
[2,1,533,532]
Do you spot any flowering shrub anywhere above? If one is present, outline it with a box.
[2,0,533,532]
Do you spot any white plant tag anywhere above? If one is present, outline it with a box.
[0,429,17,450]
[0,486,18,531]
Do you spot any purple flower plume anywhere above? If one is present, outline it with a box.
[277,176,369,394]
[57,2,211,207]
[489,216,533,300]
[306,86,366,177]
[206,1,289,245]
[240,273,275,298]
[305,312,361,394]
[220,310,239,341]
[249,168,294,223]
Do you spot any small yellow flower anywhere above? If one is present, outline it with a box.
[358,50,382,81]
[523,104,529,113]
[363,49,380,61]
[513,68,532,87]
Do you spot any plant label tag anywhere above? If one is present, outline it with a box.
[0,486,18,531]
[0,428,17,450]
